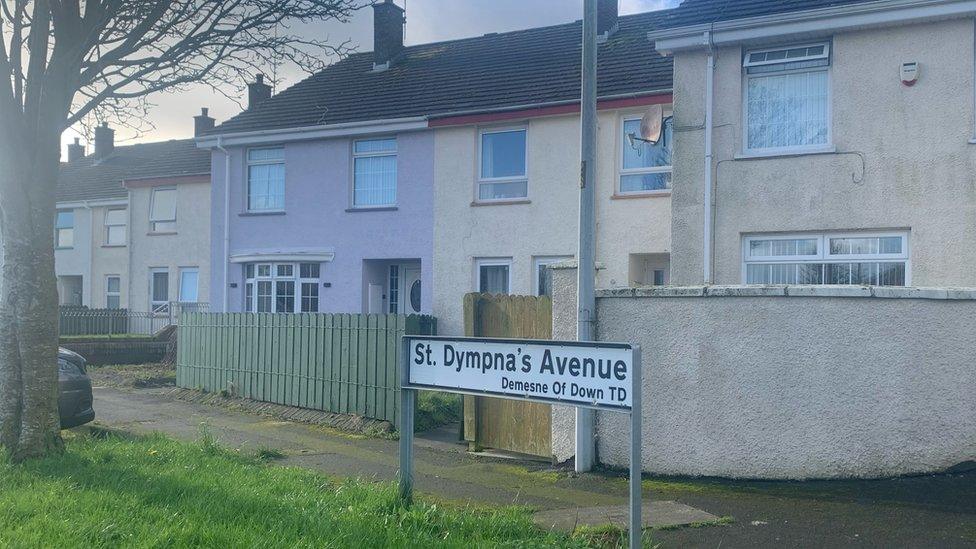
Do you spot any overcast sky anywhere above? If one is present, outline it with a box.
[63,0,679,155]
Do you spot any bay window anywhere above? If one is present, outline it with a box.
[744,42,831,154]
[479,129,527,200]
[620,116,672,193]
[743,232,909,286]
[247,148,285,212]
[353,138,397,207]
[244,262,319,313]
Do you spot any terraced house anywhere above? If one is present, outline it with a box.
[56,114,213,312]
[200,0,677,332]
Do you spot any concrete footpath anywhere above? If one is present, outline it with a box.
[93,386,976,548]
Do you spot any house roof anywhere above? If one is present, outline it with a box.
[209,9,675,135]
[657,0,884,29]
[57,139,211,203]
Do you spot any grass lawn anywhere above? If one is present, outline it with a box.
[0,432,612,548]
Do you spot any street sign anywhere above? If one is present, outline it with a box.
[398,335,643,549]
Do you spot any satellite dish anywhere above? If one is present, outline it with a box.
[627,104,664,150]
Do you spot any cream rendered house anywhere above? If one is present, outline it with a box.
[432,1,676,335]
[651,0,976,287]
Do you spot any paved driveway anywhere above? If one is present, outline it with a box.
[93,387,976,548]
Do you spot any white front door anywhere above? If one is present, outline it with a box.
[402,267,422,314]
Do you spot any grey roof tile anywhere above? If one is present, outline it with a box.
[658,0,882,29]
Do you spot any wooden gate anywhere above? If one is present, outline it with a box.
[462,293,552,458]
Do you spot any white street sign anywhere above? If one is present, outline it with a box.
[404,337,634,410]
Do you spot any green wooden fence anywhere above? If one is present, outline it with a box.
[177,312,437,424]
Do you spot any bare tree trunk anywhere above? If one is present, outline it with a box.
[0,128,63,461]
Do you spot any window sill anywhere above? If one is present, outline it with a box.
[611,191,671,200]
[239,210,286,217]
[968,138,976,145]
[346,206,398,213]
[147,231,177,236]
[734,146,836,160]
[101,244,127,248]
[470,199,531,207]
[55,247,74,251]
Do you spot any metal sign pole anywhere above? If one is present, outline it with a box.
[399,337,415,504]
[629,345,643,549]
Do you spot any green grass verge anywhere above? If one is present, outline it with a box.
[0,432,599,548]
[415,391,462,432]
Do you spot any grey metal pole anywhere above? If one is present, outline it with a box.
[575,0,598,473]
[398,337,415,504]
[629,346,643,549]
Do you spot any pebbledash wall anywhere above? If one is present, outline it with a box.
[550,265,976,479]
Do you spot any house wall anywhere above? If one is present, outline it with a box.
[89,205,129,309]
[670,18,976,285]
[54,205,93,306]
[209,130,434,314]
[432,108,672,336]
[550,266,976,479]
[129,177,211,311]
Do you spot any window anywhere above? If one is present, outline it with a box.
[353,139,397,207]
[476,259,512,294]
[247,148,285,211]
[388,265,400,313]
[743,232,909,286]
[479,129,527,200]
[620,116,672,193]
[179,268,199,303]
[104,208,127,245]
[106,276,121,309]
[150,269,169,312]
[533,256,572,297]
[743,42,830,154]
[244,262,320,313]
[55,210,74,248]
[149,187,177,232]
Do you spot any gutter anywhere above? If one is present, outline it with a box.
[426,89,674,123]
[196,117,430,148]
[215,136,231,312]
[650,0,976,53]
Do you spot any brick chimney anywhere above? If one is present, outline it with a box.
[372,0,405,70]
[248,74,272,110]
[94,122,114,160]
[66,138,85,163]
[194,107,215,136]
[598,0,619,38]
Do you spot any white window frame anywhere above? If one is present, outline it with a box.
[246,147,286,213]
[741,42,833,157]
[475,258,513,294]
[55,209,74,249]
[149,268,170,313]
[149,187,177,233]
[104,207,127,246]
[618,113,673,196]
[477,126,528,202]
[352,137,397,208]
[741,231,911,285]
[178,267,200,303]
[244,262,319,313]
[533,255,572,296]
[105,275,121,309]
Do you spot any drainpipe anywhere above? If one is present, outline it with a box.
[215,136,231,312]
[971,18,976,143]
[703,31,715,285]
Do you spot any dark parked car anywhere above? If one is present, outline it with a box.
[59,347,94,428]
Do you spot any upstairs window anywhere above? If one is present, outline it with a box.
[353,138,397,207]
[149,187,177,232]
[104,208,127,245]
[247,148,285,211]
[743,232,908,286]
[620,116,673,193]
[479,129,527,200]
[744,42,831,154]
[55,210,74,249]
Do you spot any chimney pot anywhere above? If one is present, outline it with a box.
[247,74,272,110]
[597,0,619,37]
[372,0,405,69]
[94,123,115,160]
[194,107,216,136]
[66,138,86,163]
